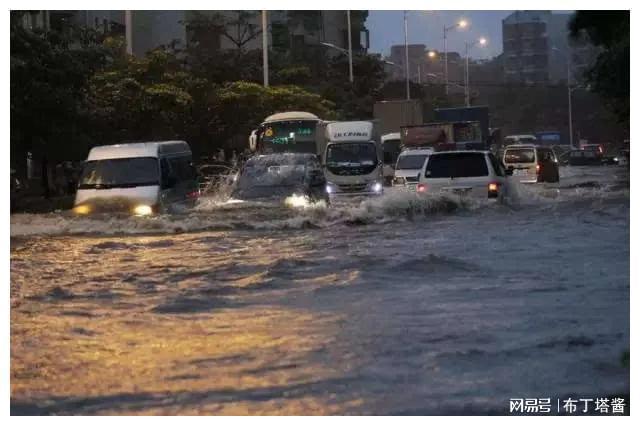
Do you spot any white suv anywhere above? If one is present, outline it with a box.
[416,150,511,200]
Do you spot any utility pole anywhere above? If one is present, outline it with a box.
[567,54,573,148]
[347,10,354,83]
[262,10,269,87]
[404,11,410,100]
[443,25,448,95]
[464,42,470,106]
[125,10,133,55]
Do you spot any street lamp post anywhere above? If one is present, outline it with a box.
[262,10,269,87]
[404,11,410,100]
[443,19,467,96]
[125,10,133,55]
[347,10,354,83]
[552,46,574,148]
[464,37,487,107]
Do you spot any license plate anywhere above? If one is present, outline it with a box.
[444,188,471,195]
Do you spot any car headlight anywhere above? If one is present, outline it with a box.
[371,182,383,193]
[133,204,153,216]
[73,204,90,215]
[284,194,310,208]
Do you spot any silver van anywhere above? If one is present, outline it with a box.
[73,141,198,215]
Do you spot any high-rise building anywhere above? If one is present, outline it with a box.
[502,10,551,84]
[502,10,596,85]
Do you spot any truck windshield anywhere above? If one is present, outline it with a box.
[326,143,378,176]
[396,154,428,170]
[78,157,159,189]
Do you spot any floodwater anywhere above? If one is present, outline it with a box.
[10,165,630,415]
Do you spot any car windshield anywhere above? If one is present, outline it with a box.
[233,154,313,197]
[425,153,489,178]
[78,157,159,189]
[504,148,535,163]
[396,154,429,170]
[326,142,378,175]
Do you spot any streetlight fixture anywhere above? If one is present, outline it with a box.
[464,37,487,107]
[321,41,354,84]
[443,18,468,95]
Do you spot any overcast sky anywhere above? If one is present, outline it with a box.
[366,10,513,60]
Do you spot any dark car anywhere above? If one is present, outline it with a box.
[568,150,603,166]
[197,162,236,193]
[231,153,328,204]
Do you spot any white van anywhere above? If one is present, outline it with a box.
[73,141,198,215]
[392,148,433,189]
[502,144,559,183]
[416,151,511,200]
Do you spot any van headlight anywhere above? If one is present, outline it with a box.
[73,204,91,215]
[133,204,153,216]
[371,181,383,193]
[326,182,337,194]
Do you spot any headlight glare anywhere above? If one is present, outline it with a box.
[133,204,153,216]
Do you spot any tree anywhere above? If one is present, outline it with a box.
[10,14,111,171]
[569,11,629,123]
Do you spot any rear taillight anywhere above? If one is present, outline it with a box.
[187,191,200,199]
[416,183,428,193]
[488,182,499,198]
[536,163,541,174]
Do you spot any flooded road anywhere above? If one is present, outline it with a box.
[10,166,630,415]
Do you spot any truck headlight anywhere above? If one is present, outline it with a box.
[326,183,337,194]
[371,182,383,193]
[133,204,153,216]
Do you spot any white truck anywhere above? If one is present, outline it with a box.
[323,121,384,197]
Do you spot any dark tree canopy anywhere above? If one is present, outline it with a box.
[569,11,629,123]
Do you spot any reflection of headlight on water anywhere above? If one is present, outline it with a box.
[73,205,90,215]
[284,194,310,208]
[225,198,245,205]
[133,205,153,216]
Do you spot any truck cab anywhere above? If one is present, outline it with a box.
[323,121,384,197]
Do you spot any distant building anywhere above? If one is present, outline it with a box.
[502,10,551,84]
[502,10,596,85]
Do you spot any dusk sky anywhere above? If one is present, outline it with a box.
[366,10,513,60]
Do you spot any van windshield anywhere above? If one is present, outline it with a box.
[396,154,429,170]
[425,153,488,178]
[504,148,535,163]
[79,157,159,189]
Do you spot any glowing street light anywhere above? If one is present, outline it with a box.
[443,18,469,95]
[464,37,488,106]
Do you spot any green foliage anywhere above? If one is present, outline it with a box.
[570,11,629,123]
[10,17,110,165]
